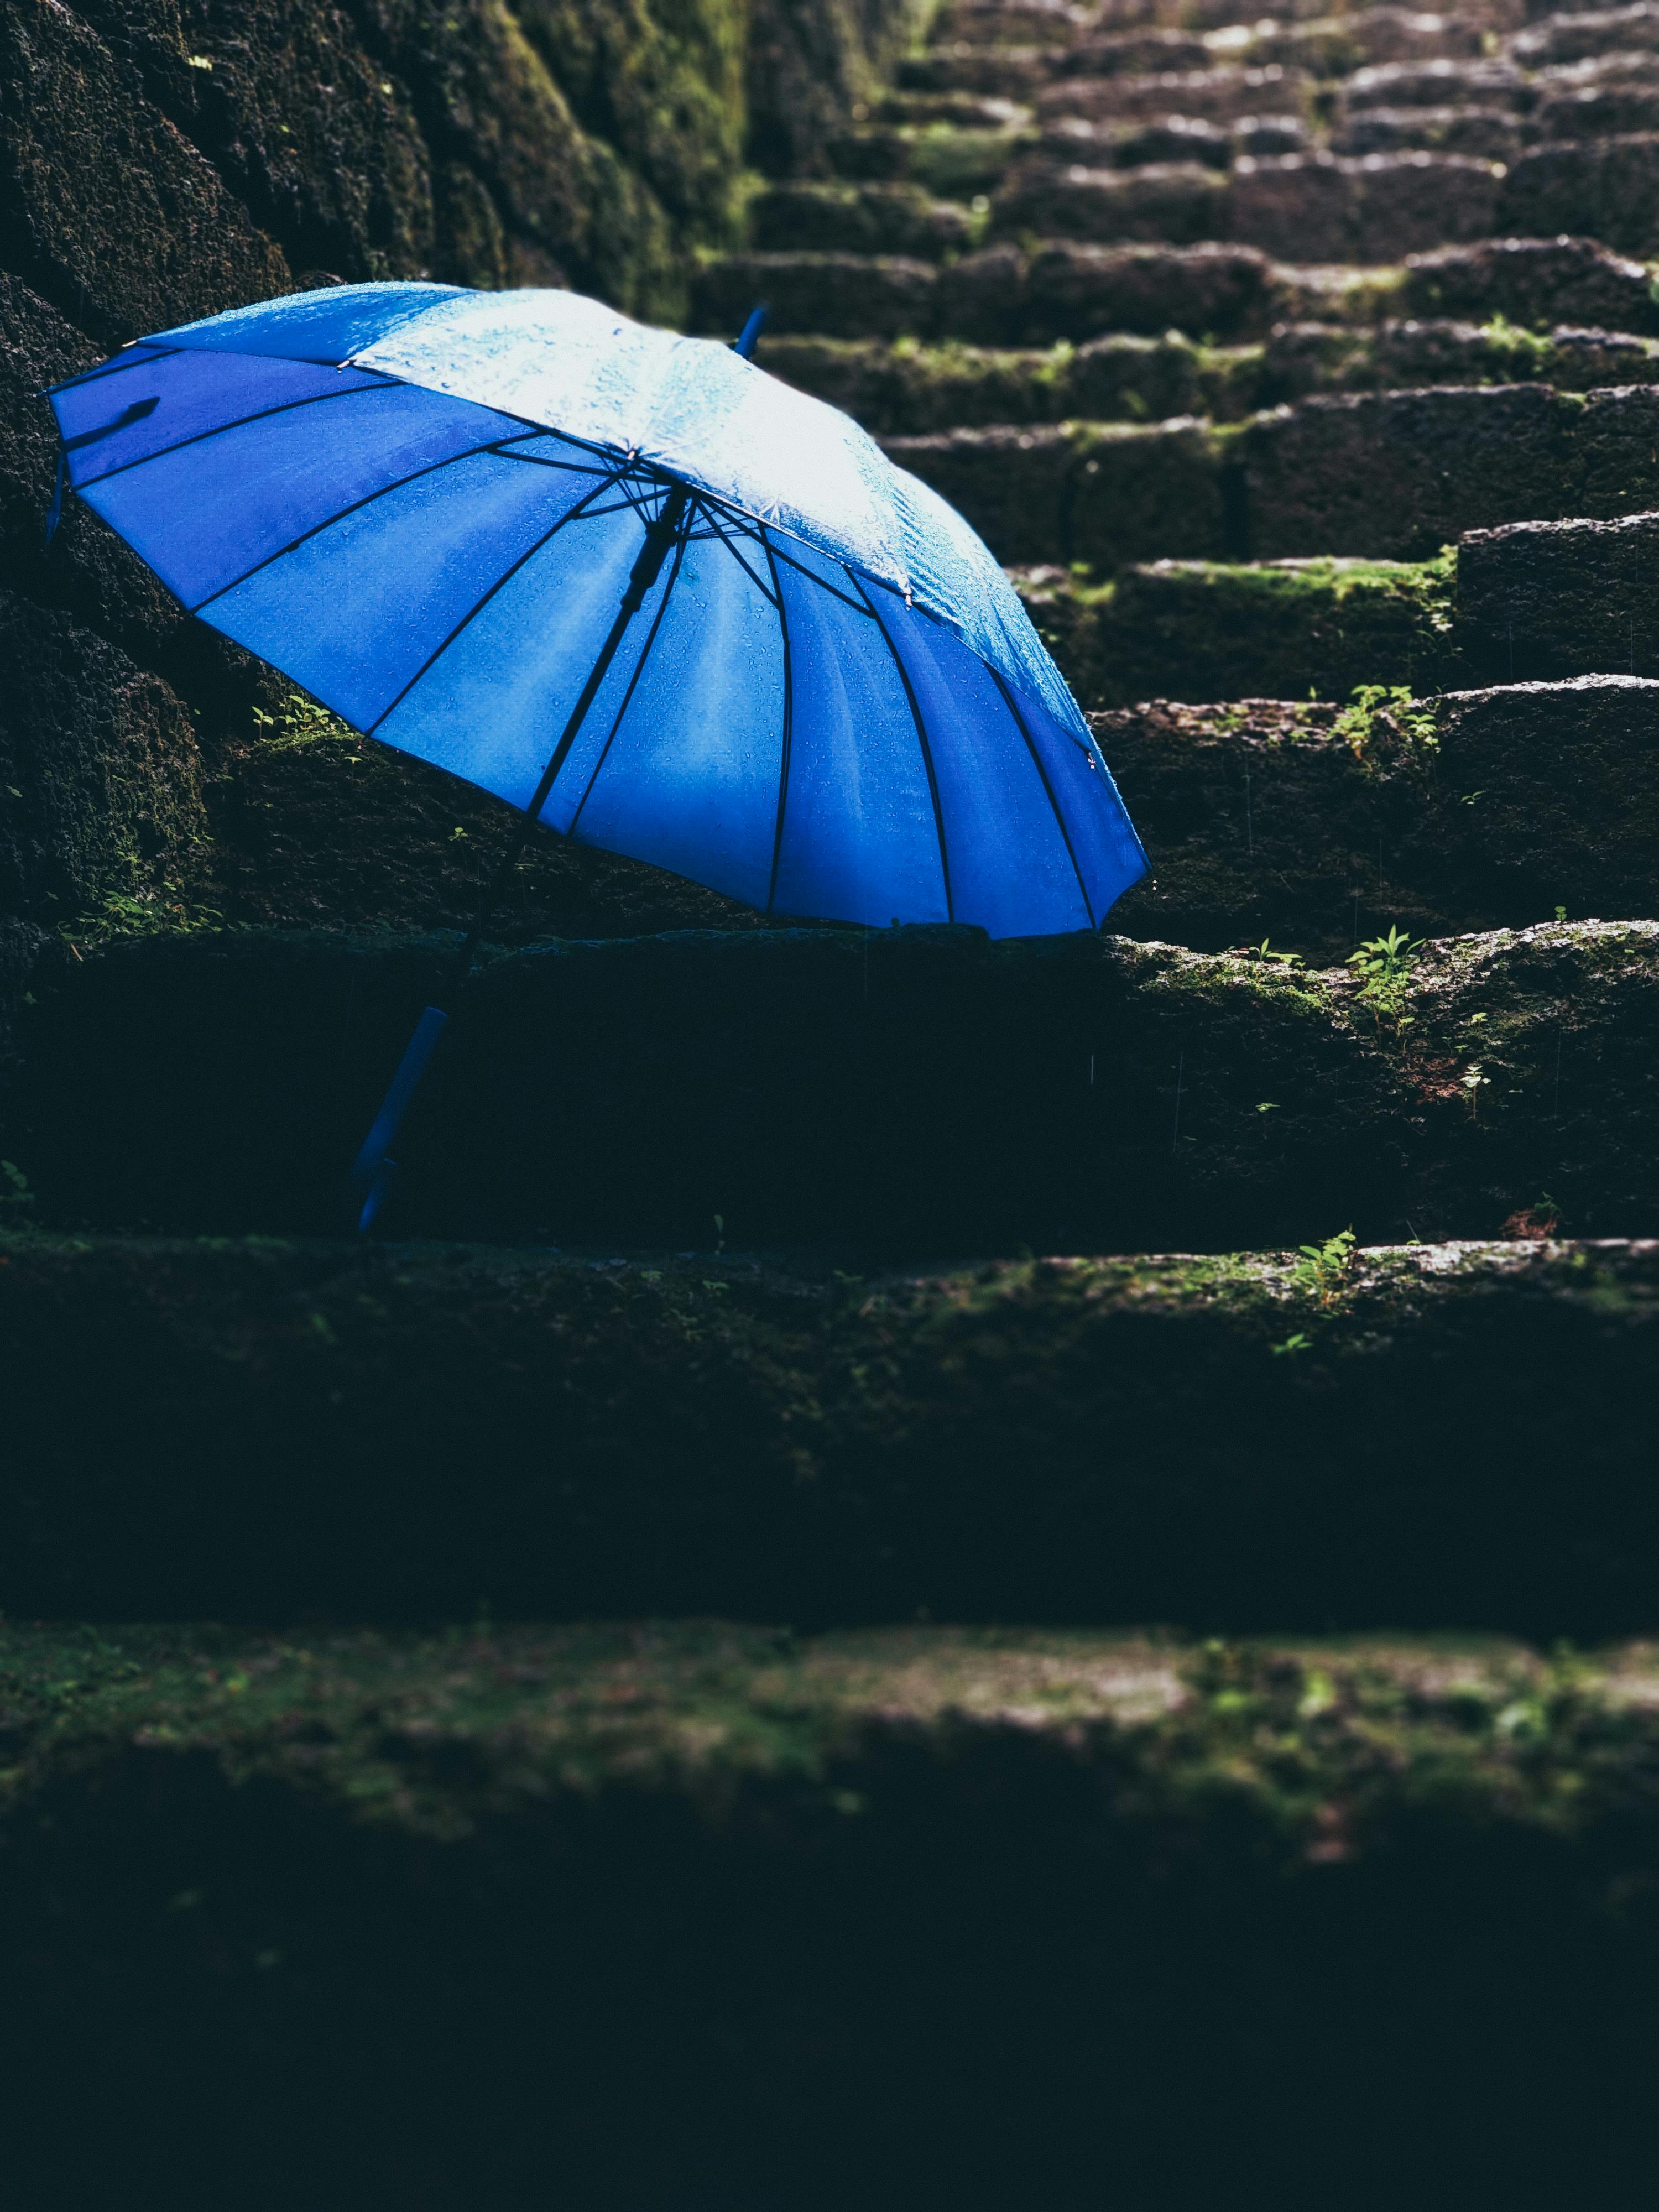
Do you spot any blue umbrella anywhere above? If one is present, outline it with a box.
[44,283,1147,1224]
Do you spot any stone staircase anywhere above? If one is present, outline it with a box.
[7,0,1659,2201]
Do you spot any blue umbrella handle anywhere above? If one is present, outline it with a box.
[348,1005,447,1231]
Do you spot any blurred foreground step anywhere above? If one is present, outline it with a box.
[13,914,1659,1250]
[2,1233,1659,1628]
[5,1620,1658,2205]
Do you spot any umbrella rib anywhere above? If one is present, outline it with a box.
[187,435,587,611]
[363,469,627,737]
[74,378,399,489]
[695,512,780,607]
[764,540,878,619]
[853,577,953,924]
[566,530,688,836]
[762,530,795,915]
[44,345,184,399]
[987,667,1097,929]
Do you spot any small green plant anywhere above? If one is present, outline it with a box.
[1334,684,1438,759]
[1271,1331,1311,1358]
[61,880,223,951]
[1347,924,1422,1031]
[1240,938,1303,967]
[252,692,356,752]
[1462,1062,1490,1119]
[1554,905,1567,924]
[1292,1227,1357,1308]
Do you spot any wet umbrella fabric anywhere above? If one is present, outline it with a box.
[44,282,1148,1220]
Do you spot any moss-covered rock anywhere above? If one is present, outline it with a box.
[884,415,1235,565]
[763,329,1260,433]
[1499,133,1659,259]
[1262,317,1659,405]
[3,1619,1656,2204]
[1102,679,1659,956]
[1397,234,1659,334]
[1458,512,1659,681]
[0,592,208,922]
[1016,551,1463,707]
[746,177,978,259]
[0,0,294,345]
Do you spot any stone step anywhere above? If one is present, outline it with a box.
[1500,133,1659,255]
[1034,61,1317,125]
[1098,677,1659,953]
[1510,3,1659,70]
[745,180,980,261]
[1,1234,1658,1629]
[886,383,1659,570]
[759,331,1262,433]
[909,12,1489,102]
[883,416,1238,568]
[3,1621,1655,2204]
[827,120,1034,197]
[1031,111,1311,166]
[1014,552,1462,707]
[1458,510,1659,680]
[1241,382,1659,562]
[992,148,1505,264]
[10,913,1659,1254]
[1342,57,1531,112]
[692,234,1658,348]
[1261,317,1659,402]
[1024,519,1659,698]
[1331,105,1526,160]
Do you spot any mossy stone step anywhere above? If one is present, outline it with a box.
[1459,510,1659,679]
[993,148,1504,265]
[1035,60,1317,127]
[1098,679,1659,952]
[694,236,1657,349]
[1015,552,1462,707]
[758,320,1659,445]
[889,383,1659,570]
[744,179,980,260]
[11,915,1659,1253]
[4,1620,1656,2205]
[827,119,1035,196]
[1262,317,1659,402]
[2,1234,1659,1629]
[760,330,1261,433]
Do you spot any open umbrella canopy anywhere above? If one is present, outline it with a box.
[46,282,1146,939]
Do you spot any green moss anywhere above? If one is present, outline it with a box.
[1018,551,1463,709]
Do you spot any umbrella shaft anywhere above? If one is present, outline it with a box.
[350,479,690,1229]
[443,481,691,999]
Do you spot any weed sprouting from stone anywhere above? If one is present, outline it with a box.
[253,693,359,757]
[1347,925,1422,1032]
[1292,1228,1357,1308]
